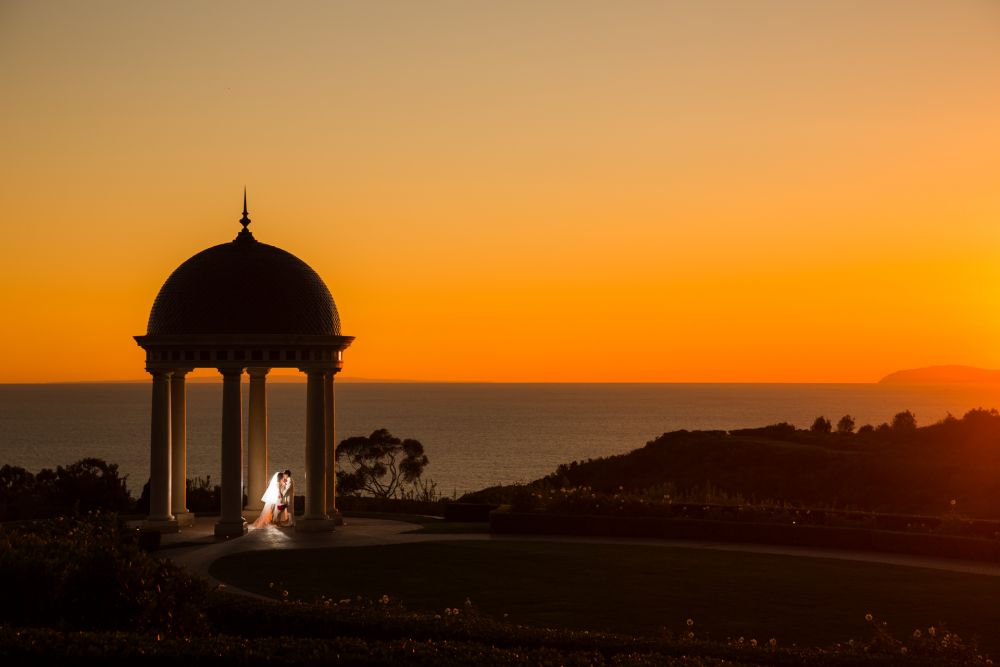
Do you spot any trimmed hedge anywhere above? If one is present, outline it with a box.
[443,503,496,522]
[490,511,1000,563]
[337,496,446,516]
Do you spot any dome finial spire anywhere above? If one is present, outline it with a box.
[240,187,251,230]
[235,187,255,242]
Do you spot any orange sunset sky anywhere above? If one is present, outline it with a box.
[1,1,999,383]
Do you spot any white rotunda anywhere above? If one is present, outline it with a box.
[135,194,353,537]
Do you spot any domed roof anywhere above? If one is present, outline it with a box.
[146,203,341,337]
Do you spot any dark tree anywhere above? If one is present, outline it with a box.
[891,410,917,431]
[336,428,429,498]
[836,414,855,434]
[0,465,35,502]
[810,416,832,434]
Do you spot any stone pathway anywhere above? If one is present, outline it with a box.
[148,515,1000,599]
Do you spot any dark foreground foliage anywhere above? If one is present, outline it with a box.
[0,513,210,636]
[204,592,994,665]
[1,597,992,666]
[0,626,751,666]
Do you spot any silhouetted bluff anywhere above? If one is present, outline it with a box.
[879,365,1000,385]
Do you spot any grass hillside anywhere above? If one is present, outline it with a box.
[465,409,1000,518]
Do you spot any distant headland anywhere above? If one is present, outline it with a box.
[879,365,1000,385]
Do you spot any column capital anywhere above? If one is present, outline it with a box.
[298,366,336,376]
[170,368,194,378]
[247,367,271,379]
[218,367,244,378]
[146,368,172,378]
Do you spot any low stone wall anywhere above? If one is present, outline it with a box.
[489,511,1000,563]
[337,496,446,516]
[443,503,497,522]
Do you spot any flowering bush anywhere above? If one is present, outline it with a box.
[1,584,993,664]
[800,613,992,665]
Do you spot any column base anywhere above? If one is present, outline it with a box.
[214,519,248,538]
[173,511,196,528]
[327,510,344,526]
[296,517,336,533]
[244,500,264,512]
[143,518,179,533]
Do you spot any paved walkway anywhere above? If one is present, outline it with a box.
[144,516,1000,597]
[151,517,483,590]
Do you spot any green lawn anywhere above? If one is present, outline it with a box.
[209,540,1000,653]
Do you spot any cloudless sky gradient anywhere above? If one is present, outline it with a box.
[1,1,999,382]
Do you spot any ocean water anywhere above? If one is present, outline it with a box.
[2,382,1000,496]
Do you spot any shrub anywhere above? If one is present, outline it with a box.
[138,475,224,514]
[0,459,134,521]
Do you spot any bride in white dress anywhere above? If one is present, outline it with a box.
[251,471,283,528]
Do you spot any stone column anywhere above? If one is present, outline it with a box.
[298,368,334,532]
[216,368,248,538]
[145,370,176,531]
[324,371,342,524]
[169,369,195,528]
[246,367,270,511]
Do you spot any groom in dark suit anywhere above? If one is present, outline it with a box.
[277,469,295,526]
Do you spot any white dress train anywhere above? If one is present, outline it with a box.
[252,472,282,528]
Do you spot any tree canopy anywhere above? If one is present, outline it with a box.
[836,415,855,434]
[892,410,917,431]
[336,428,429,499]
[810,416,832,434]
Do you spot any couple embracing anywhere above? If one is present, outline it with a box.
[252,469,295,528]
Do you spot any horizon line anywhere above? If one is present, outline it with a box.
[0,377,901,386]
